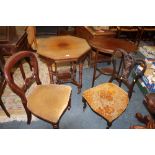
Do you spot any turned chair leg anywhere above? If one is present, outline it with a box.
[52,123,59,129]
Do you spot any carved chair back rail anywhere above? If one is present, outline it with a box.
[110,48,146,99]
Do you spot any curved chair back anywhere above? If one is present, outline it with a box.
[4,51,41,110]
[110,48,146,99]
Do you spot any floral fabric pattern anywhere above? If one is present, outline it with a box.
[82,83,129,122]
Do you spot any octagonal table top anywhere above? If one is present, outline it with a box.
[37,35,91,61]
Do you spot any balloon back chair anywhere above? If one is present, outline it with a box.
[82,48,146,128]
[4,51,72,128]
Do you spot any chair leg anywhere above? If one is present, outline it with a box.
[106,121,112,129]
[67,97,71,110]
[82,97,87,111]
[52,123,59,129]
[27,111,32,124]
[0,99,10,117]
[83,102,87,111]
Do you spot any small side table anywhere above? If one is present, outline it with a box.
[37,36,91,93]
[88,38,137,87]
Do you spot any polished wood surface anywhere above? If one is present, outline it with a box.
[75,27,117,66]
[37,36,91,61]
[75,26,116,41]
[84,27,116,38]
[37,36,91,93]
[89,37,138,54]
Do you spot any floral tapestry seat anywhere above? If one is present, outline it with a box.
[83,83,129,124]
[82,48,146,128]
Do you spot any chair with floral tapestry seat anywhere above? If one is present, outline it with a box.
[4,51,72,129]
[82,48,146,128]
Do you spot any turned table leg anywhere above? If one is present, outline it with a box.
[92,50,98,87]
[47,63,54,84]
[78,62,83,94]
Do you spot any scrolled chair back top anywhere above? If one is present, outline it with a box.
[110,48,146,99]
[4,51,41,100]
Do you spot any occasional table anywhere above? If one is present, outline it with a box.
[89,38,137,86]
[37,35,91,93]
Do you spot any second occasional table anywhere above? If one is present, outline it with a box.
[37,35,91,93]
[88,38,138,86]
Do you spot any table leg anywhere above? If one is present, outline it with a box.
[47,64,54,84]
[78,62,83,94]
[92,50,98,87]
[54,63,59,84]
[72,62,76,81]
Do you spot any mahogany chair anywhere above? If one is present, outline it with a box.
[0,54,10,117]
[130,93,155,129]
[82,48,146,128]
[4,51,72,129]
